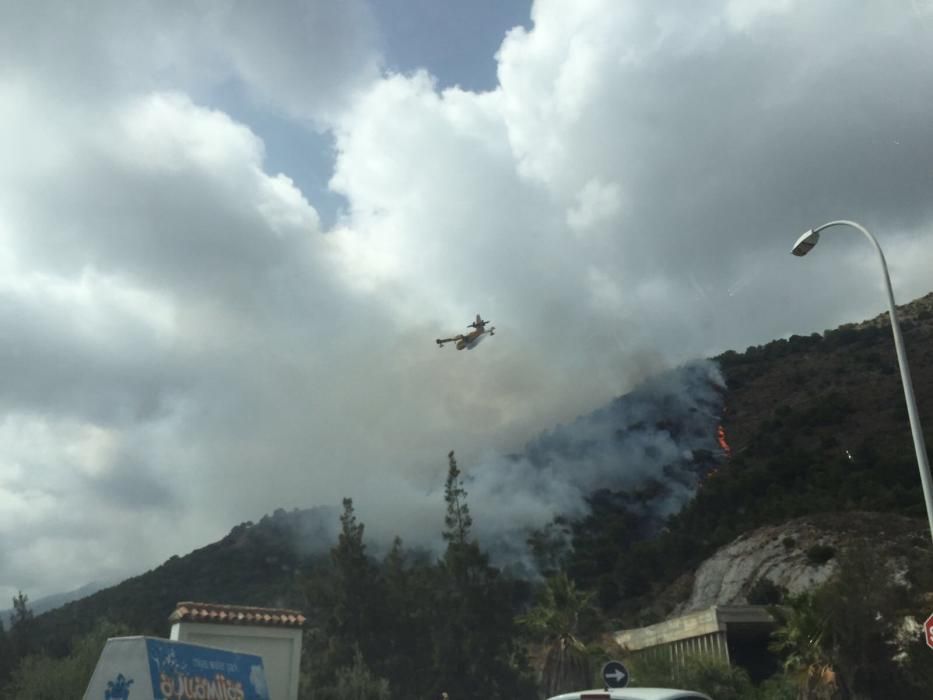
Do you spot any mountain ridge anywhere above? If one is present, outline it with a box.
[16,289,933,664]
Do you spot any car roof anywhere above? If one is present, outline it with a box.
[546,689,712,700]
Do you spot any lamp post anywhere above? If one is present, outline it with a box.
[792,220,933,543]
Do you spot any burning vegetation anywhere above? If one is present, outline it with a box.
[716,424,732,457]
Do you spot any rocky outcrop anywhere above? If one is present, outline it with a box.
[673,512,928,614]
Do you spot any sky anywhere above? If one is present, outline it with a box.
[2,0,933,602]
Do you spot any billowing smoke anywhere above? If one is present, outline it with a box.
[462,359,725,571]
[277,359,725,573]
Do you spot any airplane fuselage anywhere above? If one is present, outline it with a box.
[456,331,480,350]
[436,316,494,350]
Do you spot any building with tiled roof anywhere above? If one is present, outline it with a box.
[169,601,306,628]
[169,601,305,699]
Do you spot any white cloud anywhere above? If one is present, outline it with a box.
[113,93,267,175]
[0,0,380,125]
[725,0,796,31]
[567,179,623,235]
[2,0,933,602]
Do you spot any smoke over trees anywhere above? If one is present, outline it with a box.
[299,456,536,700]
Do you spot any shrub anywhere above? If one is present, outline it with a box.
[309,649,390,700]
[2,620,130,700]
[627,652,755,699]
[754,674,797,699]
[747,578,787,605]
[805,544,836,566]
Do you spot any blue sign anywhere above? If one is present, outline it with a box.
[145,638,270,700]
[602,660,629,688]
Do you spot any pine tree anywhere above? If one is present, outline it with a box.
[376,538,435,699]
[302,498,381,695]
[434,451,536,700]
[0,615,11,688]
[9,591,33,629]
[329,499,374,665]
[336,498,365,562]
[9,591,34,660]
[443,451,472,549]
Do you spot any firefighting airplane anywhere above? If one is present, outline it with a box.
[436,314,495,350]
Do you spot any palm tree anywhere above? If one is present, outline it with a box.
[520,572,595,696]
[769,593,838,700]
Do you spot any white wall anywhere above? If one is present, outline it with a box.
[171,622,301,700]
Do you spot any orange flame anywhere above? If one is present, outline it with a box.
[716,425,732,458]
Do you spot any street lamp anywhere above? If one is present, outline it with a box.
[791,219,933,543]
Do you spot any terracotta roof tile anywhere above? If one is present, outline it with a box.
[169,601,306,628]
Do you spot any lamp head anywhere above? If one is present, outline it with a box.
[792,229,820,256]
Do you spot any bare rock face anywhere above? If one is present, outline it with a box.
[675,522,834,614]
[673,512,926,615]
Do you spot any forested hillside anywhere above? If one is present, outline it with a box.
[3,293,933,698]
[564,292,933,627]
